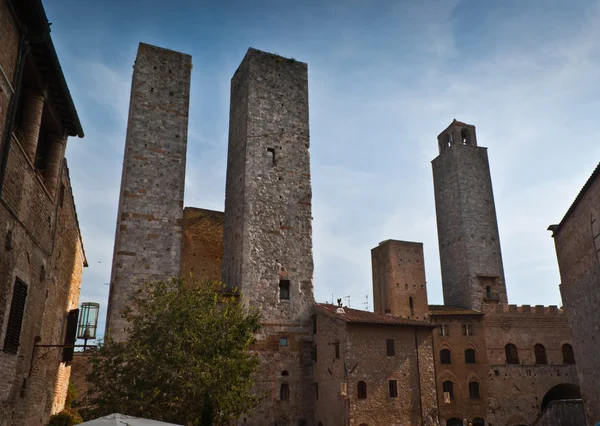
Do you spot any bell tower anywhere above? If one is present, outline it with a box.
[431,120,508,310]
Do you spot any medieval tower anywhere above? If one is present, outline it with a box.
[431,120,508,310]
[371,240,429,320]
[106,43,192,342]
[222,49,315,425]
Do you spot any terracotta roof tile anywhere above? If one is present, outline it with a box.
[428,305,484,316]
[316,304,435,327]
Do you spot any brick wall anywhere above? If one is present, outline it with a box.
[180,207,223,283]
[552,165,600,424]
[106,43,191,342]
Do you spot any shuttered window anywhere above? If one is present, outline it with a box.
[3,279,28,354]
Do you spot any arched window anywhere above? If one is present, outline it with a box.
[465,348,476,364]
[469,381,480,399]
[442,380,454,402]
[505,343,519,364]
[472,418,485,426]
[357,381,367,399]
[562,344,575,364]
[440,349,452,364]
[461,128,469,144]
[280,383,290,401]
[281,370,289,376]
[534,344,547,364]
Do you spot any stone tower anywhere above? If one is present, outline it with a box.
[222,49,315,425]
[371,239,429,320]
[106,43,192,342]
[431,120,507,310]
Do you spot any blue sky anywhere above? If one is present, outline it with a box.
[45,0,600,338]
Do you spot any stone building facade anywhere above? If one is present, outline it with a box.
[103,41,584,426]
[106,43,192,342]
[550,162,600,424]
[0,0,86,424]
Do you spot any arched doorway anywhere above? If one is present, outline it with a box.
[447,419,463,426]
[541,383,581,410]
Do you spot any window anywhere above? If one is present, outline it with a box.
[409,297,414,317]
[462,324,473,336]
[442,380,454,402]
[562,344,575,364]
[386,339,395,356]
[485,286,492,298]
[357,381,367,399]
[388,380,398,398]
[3,279,28,354]
[280,337,288,347]
[469,381,480,399]
[461,128,470,144]
[315,382,319,400]
[472,417,485,426]
[505,343,519,364]
[384,309,391,314]
[267,147,276,166]
[279,280,290,300]
[440,349,452,364]
[465,348,476,364]
[281,370,289,376]
[534,344,547,364]
[334,342,340,359]
[280,383,289,401]
[439,324,449,336]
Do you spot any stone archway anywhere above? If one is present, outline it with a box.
[541,383,581,410]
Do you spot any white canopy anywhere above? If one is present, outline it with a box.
[80,413,182,426]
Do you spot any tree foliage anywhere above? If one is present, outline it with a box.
[82,279,261,425]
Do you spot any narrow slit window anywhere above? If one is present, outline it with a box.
[334,342,340,359]
[388,380,398,398]
[279,280,290,300]
[386,339,395,356]
[3,279,28,354]
[409,297,414,317]
[267,148,276,166]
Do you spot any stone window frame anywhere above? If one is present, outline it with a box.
[464,347,476,364]
[562,343,575,364]
[388,379,398,398]
[440,347,452,365]
[505,343,519,365]
[468,380,481,399]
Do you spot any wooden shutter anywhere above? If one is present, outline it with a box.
[3,279,28,354]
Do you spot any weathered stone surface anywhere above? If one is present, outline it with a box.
[532,399,585,426]
[222,48,315,426]
[432,121,508,310]
[551,163,600,424]
[372,239,429,320]
[106,42,191,342]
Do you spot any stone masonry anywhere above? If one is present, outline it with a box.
[222,49,315,425]
[550,162,600,424]
[371,239,429,320]
[106,43,191,342]
[432,120,508,310]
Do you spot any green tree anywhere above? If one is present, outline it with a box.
[82,279,261,425]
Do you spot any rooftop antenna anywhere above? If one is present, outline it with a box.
[343,295,351,308]
[362,295,369,311]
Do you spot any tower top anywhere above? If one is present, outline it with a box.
[437,119,478,154]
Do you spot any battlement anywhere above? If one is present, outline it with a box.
[483,303,564,316]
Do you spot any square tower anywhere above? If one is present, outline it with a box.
[106,43,192,342]
[222,49,315,425]
[371,240,429,320]
[432,120,507,310]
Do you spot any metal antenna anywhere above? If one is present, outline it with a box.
[344,295,351,308]
[362,295,369,311]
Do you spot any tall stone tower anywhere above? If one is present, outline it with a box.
[432,120,508,310]
[222,49,315,426]
[106,43,192,342]
[371,239,429,320]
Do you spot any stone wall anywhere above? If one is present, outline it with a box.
[180,207,223,283]
[551,164,600,424]
[432,121,507,310]
[430,312,488,424]
[532,399,585,426]
[222,48,315,425]
[371,240,429,320]
[106,43,191,342]
[483,304,578,426]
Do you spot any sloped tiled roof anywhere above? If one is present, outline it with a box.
[428,305,484,316]
[316,304,435,327]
